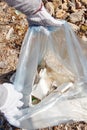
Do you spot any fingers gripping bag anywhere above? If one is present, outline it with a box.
[12,21,87,129]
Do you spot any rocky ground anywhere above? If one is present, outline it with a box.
[0,1,28,76]
[43,0,87,40]
[0,0,87,130]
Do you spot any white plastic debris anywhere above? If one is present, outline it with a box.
[32,68,51,100]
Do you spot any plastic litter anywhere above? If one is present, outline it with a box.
[12,21,87,129]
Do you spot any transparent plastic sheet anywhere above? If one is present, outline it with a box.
[79,38,87,59]
[13,21,87,129]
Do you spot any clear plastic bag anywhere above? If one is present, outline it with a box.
[13,21,87,129]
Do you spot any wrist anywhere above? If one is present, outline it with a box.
[33,2,43,15]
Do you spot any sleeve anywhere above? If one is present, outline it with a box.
[4,0,42,16]
[0,85,8,107]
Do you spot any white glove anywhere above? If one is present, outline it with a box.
[5,0,65,26]
[28,5,65,26]
[0,83,23,126]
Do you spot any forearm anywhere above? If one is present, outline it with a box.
[4,0,42,16]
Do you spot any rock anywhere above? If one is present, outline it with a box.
[82,35,87,41]
[81,16,85,24]
[68,22,80,32]
[84,10,87,21]
[55,9,66,19]
[80,0,87,5]
[62,2,68,10]
[68,0,76,8]
[75,0,82,9]
[63,0,68,3]
[69,10,84,23]
[52,0,62,10]
[80,24,87,32]
[45,2,55,16]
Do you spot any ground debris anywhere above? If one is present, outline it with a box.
[43,0,87,40]
[0,1,28,74]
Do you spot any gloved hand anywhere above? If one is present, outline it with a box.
[28,5,65,26]
[0,83,23,126]
[5,0,65,26]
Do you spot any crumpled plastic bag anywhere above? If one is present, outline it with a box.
[12,21,87,129]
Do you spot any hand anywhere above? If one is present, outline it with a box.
[0,83,23,126]
[28,5,65,26]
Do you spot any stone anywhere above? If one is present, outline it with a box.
[55,9,66,19]
[80,24,87,32]
[67,0,76,13]
[45,2,55,16]
[68,22,80,32]
[69,10,84,23]
[68,0,76,8]
[62,2,68,10]
[75,0,82,9]
[80,0,87,5]
[82,35,87,41]
[52,0,62,10]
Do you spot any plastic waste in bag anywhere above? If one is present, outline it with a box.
[12,21,87,129]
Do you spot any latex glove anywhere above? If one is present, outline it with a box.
[5,0,65,26]
[0,83,23,126]
[28,5,65,26]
